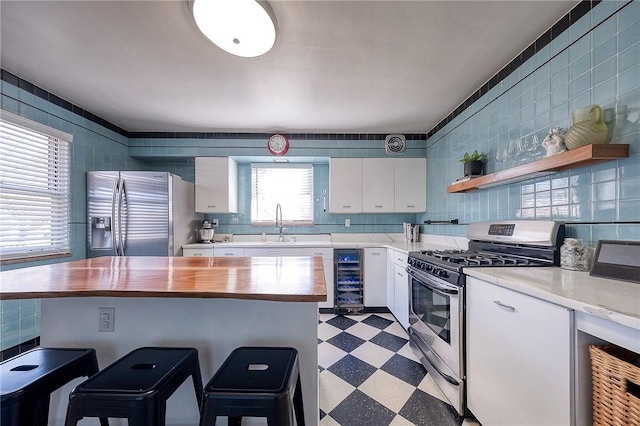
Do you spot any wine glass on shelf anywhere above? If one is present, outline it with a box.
[523,133,541,162]
[506,138,523,168]
[495,147,508,171]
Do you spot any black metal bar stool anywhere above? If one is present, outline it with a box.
[199,347,305,426]
[64,347,203,426]
[1,347,102,426]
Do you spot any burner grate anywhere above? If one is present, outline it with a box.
[416,249,546,267]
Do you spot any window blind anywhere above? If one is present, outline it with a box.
[251,163,314,225]
[0,111,72,261]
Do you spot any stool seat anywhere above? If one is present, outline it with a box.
[200,347,305,426]
[65,347,203,426]
[1,347,100,426]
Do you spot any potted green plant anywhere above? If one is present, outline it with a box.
[459,150,487,177]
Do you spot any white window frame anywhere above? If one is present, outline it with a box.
[251,163,314,226]
[0,110,72,262]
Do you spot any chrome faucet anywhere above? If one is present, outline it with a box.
[275,203,286,241]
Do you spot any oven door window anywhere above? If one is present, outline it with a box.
[411,277,451,344]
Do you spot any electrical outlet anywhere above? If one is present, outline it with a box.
[345,219,351,227]
[211,219,219,227]
[98,307,115,332]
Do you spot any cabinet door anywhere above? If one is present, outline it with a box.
[387,250,396,313]
[395,158,426,212]
[362,159,394,213]
[195,157,238,213]
[363,248,387,306]
[466,277,572,426]
[329,159,362,213]
[393,262,409,329]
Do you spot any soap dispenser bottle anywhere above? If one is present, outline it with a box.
[261,229,267,243]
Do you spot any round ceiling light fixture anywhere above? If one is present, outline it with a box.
[192,0,277,58]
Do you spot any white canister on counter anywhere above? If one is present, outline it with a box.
[560,238,589,271]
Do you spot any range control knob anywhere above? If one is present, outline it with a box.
[435,269,448,278]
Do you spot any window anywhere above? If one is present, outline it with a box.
[0,111,72,261]
[251,163,314,225]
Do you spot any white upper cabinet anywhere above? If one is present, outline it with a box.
[329,157,426,213]
[395,158,426,212]
[362,159,395,213]
[195,157,238,213]
[329,158,363,213]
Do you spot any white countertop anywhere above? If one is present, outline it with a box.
[186,233,469,254]
[183,234,640,342]
[464,267,640,333]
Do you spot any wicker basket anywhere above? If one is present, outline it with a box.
[589,344,640,426]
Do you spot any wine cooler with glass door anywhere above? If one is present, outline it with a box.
[334,249,364,314]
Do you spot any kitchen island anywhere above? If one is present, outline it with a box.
[0,256,326,425]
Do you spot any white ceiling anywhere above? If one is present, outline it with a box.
[0,0,579,134]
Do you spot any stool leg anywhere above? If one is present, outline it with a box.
[293,374,305,426]
[156,402,167,426]
[36,396,50,426]
[267,407,292,426]
[191,364,204,409]
[229,416,242,426]
[64,403,79,426]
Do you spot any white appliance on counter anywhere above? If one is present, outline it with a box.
[87,171,202,257]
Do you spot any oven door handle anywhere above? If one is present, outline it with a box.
[410,329,460,386]
[407,268,458,295]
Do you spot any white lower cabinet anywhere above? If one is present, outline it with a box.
[393,263,409,329]
[363,248,387,307]
[466,276,573,426]
[387,249,409,329]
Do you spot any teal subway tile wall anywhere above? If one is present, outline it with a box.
[1,78,146,352]
[1,0,639,352]
[419,0,640,242]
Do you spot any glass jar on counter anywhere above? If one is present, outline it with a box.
[560,238,589,271]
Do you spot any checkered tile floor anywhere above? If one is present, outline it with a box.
[318,313,480,426]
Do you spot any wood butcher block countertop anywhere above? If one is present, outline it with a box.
[0,256,327,302]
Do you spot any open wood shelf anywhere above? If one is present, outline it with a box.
[447,144,630,193]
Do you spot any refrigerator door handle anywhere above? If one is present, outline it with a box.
[117,177,125,256]
[111,177,120,255]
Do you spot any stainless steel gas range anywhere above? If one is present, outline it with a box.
[406,220,565,415]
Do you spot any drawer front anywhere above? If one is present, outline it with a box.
[213,247,245,257]
[182,248,213,257]
[389,249,408,266]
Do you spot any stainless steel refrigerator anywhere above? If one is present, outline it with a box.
[87,171,203,257]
